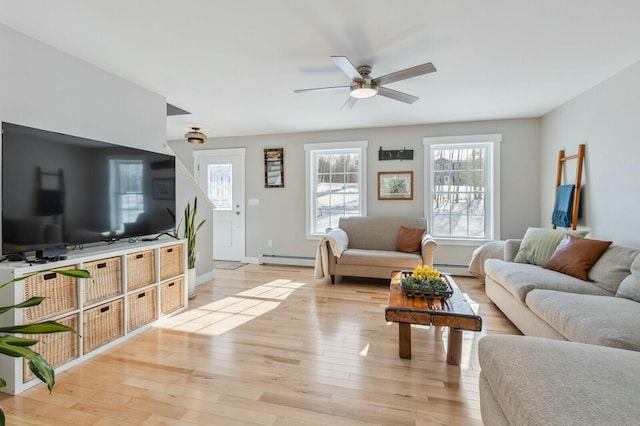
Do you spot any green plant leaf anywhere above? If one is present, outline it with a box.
[0,268,90,290]
[0,404,5,426]
[0,338,56,393]
[182,197,206,269]
[28,355,55,392]
[0,320,77,334]
[53,269,91,279]
[0,335,39,347]
[0,296,45,315]
[0,342,34,358]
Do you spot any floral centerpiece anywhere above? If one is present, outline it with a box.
[400,265,453,299]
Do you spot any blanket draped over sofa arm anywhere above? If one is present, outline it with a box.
[314,229,348,279]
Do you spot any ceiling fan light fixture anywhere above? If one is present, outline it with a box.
[184,127,207,144]
[350,82,378,99]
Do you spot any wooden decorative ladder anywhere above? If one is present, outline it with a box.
[553,144,585,230]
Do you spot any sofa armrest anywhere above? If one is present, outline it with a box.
[421,233,437,268]
[504,239,522,262]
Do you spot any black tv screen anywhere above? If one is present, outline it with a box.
[2,122,176,255]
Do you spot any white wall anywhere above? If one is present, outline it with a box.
[169,117,540,267]
[0,23,214,278]
[172,151,214,283]
[0,24,165,152]
[540,59,640,246]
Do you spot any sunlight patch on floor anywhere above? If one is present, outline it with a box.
[359,343,370,357]
[156,279,306,335]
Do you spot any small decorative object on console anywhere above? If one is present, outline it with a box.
[400,265,453,301]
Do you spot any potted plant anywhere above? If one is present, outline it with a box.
[0,268,90,426]
[179,197,205,298]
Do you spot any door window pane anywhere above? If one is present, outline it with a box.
[207,163,232,211]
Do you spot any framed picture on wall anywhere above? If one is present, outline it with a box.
[264,148,284,188]
[378,171,413,200]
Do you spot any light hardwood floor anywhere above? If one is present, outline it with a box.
[0,265,520,425]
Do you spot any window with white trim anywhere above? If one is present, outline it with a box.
[424,134,501,241]
[305,141,368,236]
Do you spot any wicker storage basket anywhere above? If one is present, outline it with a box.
[83,257,123,306]
[23,313,79,382]
[23,266,79,324]
[127,250,155,290]
[161,278,184,315]
[127,287,158,332]
[83,298,124,354]
[159,244,183,280]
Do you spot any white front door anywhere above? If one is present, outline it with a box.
[194,148,246,261]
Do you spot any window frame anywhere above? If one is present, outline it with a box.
[304,140,368,238]
[423,134,501,243]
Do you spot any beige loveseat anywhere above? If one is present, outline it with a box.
[323,216,436,284]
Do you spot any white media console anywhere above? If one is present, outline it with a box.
[0,238,187,395]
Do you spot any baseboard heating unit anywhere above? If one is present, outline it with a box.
[433,263,472,277]
[259,254,315,267]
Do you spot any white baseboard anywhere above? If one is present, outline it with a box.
[195,270,215,286]
[258,254,315,267]
[434,264,472,277]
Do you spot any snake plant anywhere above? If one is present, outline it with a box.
[0,268,90,426]
[182,197,206,269]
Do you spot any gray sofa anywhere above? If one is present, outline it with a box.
[326,216,436,283]
[484,239,640,349]
[479,335,640,425]
[480,237,640,425]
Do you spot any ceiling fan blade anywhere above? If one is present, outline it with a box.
[377,87,419,104]
[294,86,350,94]
[331,56,363,81]
[341,96,358,111]
[373,62,436,86]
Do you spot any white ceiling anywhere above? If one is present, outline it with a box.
[1,0,640,141]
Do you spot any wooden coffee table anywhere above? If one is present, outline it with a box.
[385,271,482,365]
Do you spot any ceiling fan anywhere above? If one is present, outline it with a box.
[294,56,436,111]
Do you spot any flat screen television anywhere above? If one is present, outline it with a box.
[2,122,176,257]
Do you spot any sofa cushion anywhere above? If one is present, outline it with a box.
[587,244,640,293]
[479,336,640,426]
[484,259,610,302]
[513,227,588,266]
[395,226,425,253]
[526,289,640,350]
[338,248,421,269]
[616,253,640,302]
[338,216,427,251]
[543,235,611,280]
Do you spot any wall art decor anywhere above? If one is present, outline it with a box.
[264,148,284,188]
[378,171,413,200]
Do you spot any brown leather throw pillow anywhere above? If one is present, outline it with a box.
[543,235,612,280]
[396,226,426,253]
